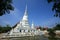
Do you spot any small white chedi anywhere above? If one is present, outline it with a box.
[9,5,45,37]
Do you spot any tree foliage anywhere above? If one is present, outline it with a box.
[47,0,60,17]
[47,24,60,40]
[0,0,14,16]
[53,24,60,30]
[0,25,12,33]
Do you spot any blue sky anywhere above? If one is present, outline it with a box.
[0,0,60,27]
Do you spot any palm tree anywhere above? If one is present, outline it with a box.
[0,0,14,16]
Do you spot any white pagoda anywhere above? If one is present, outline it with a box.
[8,5,44,37]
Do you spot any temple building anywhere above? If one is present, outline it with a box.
[8,5,45,37]
[9,6,37,35]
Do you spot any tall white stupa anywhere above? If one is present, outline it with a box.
[9,5,37,36]
[21,5,30,28]
[8,4,47,37]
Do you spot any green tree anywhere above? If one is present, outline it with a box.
[48,28,56,40]
[47,24,60,40]
[47,0,60,17]
[0,25,3,33]
[0,0,14,16]
[48,29,56,37]
[0,25,12,33]
[53,24,60,30]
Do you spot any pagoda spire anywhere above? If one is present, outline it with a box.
[24,4,28,16]
[22,4,28,20]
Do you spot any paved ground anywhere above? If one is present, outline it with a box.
[0,35,48,40]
